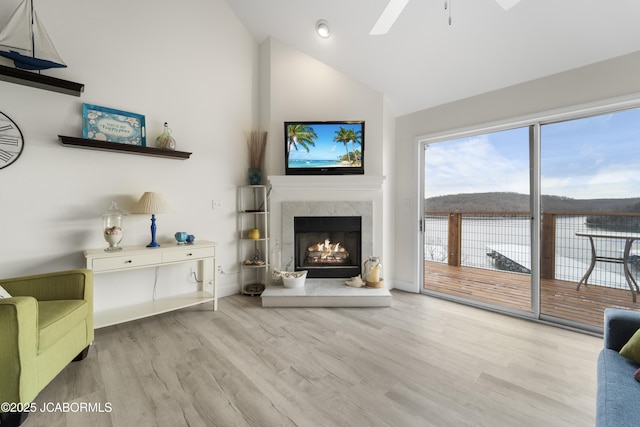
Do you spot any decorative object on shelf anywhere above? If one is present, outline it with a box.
[0,111,24,170]
[363,256,384,288]
[174,232,188,244]
[102,201,125,252]
[82,104,146,146]
[246,130,267,185]
[244,283,265,296]
[247,228,260,239]
[248,168,261,186]
[345,274,365,288]
[132,192,172,248]
[186,234,195,244]
[273,269,308,289]
[156,122,176,150]
[0,0,67,70]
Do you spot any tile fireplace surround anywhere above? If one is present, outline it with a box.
[261,176,391,308]
[281,200,373,273]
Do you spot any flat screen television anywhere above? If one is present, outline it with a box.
[285,121,364,175]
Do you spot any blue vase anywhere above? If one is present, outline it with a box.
[248,168,262,185]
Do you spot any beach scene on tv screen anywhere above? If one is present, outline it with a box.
[286,122,363,168]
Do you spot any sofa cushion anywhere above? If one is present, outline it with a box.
[597,349,640,427]
[38,300,88,352]
[620,328,640,363]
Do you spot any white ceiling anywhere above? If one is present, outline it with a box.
[226,0,640,117]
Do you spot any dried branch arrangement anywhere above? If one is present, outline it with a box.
[247,130,268,169]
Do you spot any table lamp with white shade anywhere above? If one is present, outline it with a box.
[133,192,172,248]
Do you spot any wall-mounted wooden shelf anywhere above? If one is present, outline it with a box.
[59,135,192,159]
[0,65,84,96]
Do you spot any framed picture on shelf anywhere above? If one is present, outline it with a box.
[82,104,146,146]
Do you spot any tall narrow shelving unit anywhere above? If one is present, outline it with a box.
[237,185,269,295]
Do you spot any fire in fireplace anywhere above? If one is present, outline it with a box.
[306,239,350,264]
[294,216,361,278]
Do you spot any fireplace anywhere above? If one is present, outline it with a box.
[294,216,361,278]
[280,200,374,281]
[263,179,391,308]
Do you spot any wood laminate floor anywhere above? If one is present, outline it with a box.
[30,291,601,427]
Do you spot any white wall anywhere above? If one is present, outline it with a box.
[393,51,640,292]
[0,0,258,304]
[257,38,397,285]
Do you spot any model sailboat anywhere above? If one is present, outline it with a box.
[0,0,66,70]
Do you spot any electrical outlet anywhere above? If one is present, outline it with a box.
[212,200,223,210]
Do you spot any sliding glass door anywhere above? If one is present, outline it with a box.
[420,104,640,330]
[421,126,534,314]
[540,108,640,328]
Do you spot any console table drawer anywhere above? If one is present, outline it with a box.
[91,252,163,272]
[162,247,215,263]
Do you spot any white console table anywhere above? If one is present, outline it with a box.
[85,240,217,328]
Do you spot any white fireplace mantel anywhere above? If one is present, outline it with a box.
[268,175,385,191]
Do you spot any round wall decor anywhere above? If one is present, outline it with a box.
[0,111,24,170]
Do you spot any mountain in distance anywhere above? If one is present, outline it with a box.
[425,192,640,213]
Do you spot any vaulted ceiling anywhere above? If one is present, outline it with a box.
[227,0,640,117]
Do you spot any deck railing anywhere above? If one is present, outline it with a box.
[424,211,640,290]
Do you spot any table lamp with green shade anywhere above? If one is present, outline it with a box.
[133,192,172,248]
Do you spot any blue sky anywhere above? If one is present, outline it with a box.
[288,123,363,161]
[425,108,640,199]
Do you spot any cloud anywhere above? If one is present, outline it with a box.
[424,108,640,200]
[542,165,640,199]
[425,136,529,197]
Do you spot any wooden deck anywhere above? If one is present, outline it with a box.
[424,261,640,328]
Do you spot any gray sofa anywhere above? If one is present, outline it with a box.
[597,308,640,426]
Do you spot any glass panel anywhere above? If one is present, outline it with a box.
[423,127,532,312]
[540,108,640,328]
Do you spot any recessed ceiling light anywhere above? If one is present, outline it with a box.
[316,19,330,38]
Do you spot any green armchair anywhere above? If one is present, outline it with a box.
[0,269,94,426]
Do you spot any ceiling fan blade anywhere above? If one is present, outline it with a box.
[369,0,411,35]
[495,0,521,10]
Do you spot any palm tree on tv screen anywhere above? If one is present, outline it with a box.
[350,129,362,164]
[334,126,353,163]
[334,127,362,165]
[287,124,317,152]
